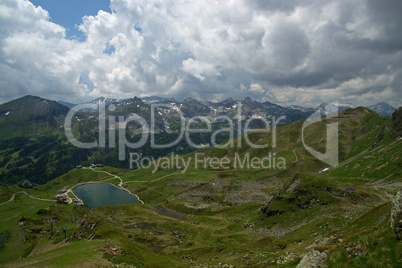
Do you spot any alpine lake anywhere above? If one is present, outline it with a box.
[73,183,141,208]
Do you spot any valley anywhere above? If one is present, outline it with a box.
[0,99,401,267]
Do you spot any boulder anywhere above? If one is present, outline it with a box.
[297,249,327,268]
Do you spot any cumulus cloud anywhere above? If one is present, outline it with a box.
[0,0,401,107]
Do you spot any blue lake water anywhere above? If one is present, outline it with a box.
[73,183,141,208]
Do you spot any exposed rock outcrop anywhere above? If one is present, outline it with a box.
[390,107,402,140]
[391,189,402,240]
[277,252,299,265]
[296,249,327,268]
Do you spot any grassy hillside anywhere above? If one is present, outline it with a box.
[0,106,401,267]
[0,95,69,139]
[163,107,397,180]
[1,165,399,267]
[0,96,96,185]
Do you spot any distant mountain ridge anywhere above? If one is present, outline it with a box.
[56,96,397,117]
[367,102,397,117]
[141,96,176,104]
[0,95,397,139]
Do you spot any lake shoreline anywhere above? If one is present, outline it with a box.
[72,182,144,208]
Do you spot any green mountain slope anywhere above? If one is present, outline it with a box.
[0,95,69,139]
[0,96,94,185]
[0,95,232,185]
[0,103,401,267]
[189,106,397,180]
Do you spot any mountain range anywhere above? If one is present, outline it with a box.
[57,95,397,117]
[0,94,399,187]
[0,95,400,266]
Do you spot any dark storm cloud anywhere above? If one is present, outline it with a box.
[365,0,402,45]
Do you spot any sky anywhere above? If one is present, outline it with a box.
[0,0,401,108]
[28,0,111,41]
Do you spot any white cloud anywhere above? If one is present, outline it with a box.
[181,59,220,81]
[0,0,401,108]
[249,83,264,94]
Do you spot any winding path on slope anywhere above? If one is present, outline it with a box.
[93,168,124,187]
[292,148,299,163]
[124,172,179,183]
[0,191,56,206]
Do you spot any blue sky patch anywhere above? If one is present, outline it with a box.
[29,0,111,41]
[134,23,142,33]
[103,42,116,55]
